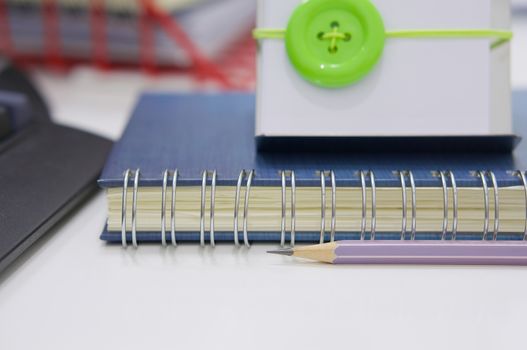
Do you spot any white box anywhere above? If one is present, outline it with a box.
[255,0,512,138]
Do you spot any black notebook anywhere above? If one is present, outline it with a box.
[0,64,112,272]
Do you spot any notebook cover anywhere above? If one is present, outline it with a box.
[99,91,527,243]
[98,91,527,189]
[0,122,112,272]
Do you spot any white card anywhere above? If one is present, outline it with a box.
[256,0,511,137]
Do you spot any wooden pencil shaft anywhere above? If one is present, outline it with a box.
[292,240,527,265]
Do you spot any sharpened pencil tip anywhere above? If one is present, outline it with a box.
[267,249,294,257]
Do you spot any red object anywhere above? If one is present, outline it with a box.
[0,0,255,90]
[138,0,158,74]
[42,0,66,69]
[90,0,109,70]
[0,0,13,56]
[141,0,231,87]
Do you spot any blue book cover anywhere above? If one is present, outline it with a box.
[99,91,527,243]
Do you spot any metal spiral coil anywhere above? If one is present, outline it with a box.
[121,169,140,248]
[279,171,297,247]
[161,170,168,246]
[160,169,179,246]
[116,168,527,247]
[318,171,337,244]
[319,171,326,244]
[330,171,337,243]
[449,171,459,240]
[210,170,217,246]
[291,171,297,246]
[435,170,458,240]
[359,170,367,240]
[438,171,449,240]
[477,171,490,240]
[234,170,245,247]
[233,169,254,247]
[515,171,527,241]
[369,170,377,240]
[242,170,255,247]
[473,170,501,241]
[280,171,286,247]
[357,170,377,240]
[488,171,500,241]
[397,171,417,240]
[170,170,179,246]
[398,171,408,240]
[199,171,207,247]
[408,171,417,240]
[199,170,218,247]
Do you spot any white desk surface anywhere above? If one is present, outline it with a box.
[1,17,527,350]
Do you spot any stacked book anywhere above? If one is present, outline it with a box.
[3,0,256,67]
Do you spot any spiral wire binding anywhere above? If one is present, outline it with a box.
[160,169,180,246]
[434,170,459,240]
[194,170,217,246]
[359,171,367,240]
[210,170,217,246]
[449,171,459,240]
[131,170,140,247]
[291,171,297,246]
[477,171,490,240]
[242,170,255,247]
[330,171,337,243]
[170,170,179,246]
[369,170,377,240]
[232,169,255,247]
[318,170,337,244]
[438,171,449,240]
[319,171,326,244]
[280,171,297,247]
[161,170,168,246]
[397,171,416,240]
[233,170,245,246]
[280,171,286,247]
[199,171,207,247]
[352,170,377,240]
[120,169,131,247]
[408,171,417,240]
[117,168,527,246]
[398,171,408,240]
[488,171,500,241]
[121,169,140,248]
[515,171,527,241]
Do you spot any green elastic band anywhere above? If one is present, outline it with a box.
[253,28,286,39]
[252,28,513,49]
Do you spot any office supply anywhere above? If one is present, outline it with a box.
[0,0,256,89]
[0,63,112,272]
[254,0,512,140]
[99,91,527,247]
[268,240,527,265]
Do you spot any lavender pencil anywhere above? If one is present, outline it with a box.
[268,240,527,265]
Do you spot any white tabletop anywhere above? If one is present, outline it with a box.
[1,17,527,350]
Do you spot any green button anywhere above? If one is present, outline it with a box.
[285,0,385,88]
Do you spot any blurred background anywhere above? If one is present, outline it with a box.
[0,0,525,140]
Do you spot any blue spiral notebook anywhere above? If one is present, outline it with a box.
[98,91,527,244]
